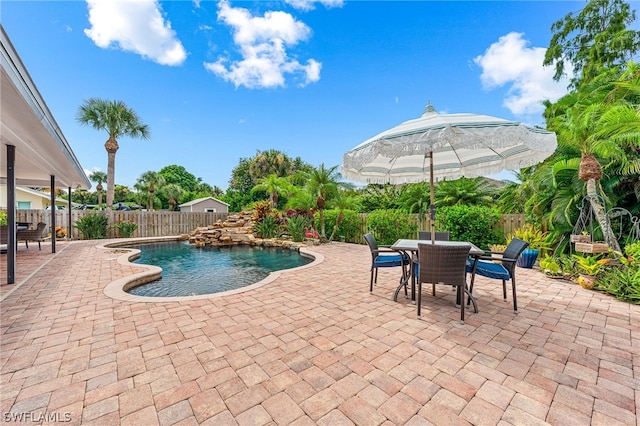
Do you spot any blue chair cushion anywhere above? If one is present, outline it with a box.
[373,253,408,268]
[466,259,510,280]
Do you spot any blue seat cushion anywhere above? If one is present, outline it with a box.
[373,253,408,268]
[466,259,510,280]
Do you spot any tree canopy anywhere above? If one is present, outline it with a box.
[544,0,640,88]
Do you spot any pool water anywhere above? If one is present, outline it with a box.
[125,241,313,297]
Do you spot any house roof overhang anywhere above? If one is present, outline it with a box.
[0,24,91,190]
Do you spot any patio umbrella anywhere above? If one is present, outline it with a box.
[342,104,557,242]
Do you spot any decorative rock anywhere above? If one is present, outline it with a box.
[186,210,307,250]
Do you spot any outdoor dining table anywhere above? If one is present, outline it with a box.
[390,239,484,303]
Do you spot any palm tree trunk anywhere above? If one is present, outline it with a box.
[105,138,118,213]
[149,184,155,211]
[586,179,621,253]
[319,208,326,240]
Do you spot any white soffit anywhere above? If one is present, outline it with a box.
[0,24,91,190]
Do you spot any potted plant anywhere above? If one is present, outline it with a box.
[509,224,551,268]
[572,254,610,289]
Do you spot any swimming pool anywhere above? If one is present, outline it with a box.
[124,241,314,297]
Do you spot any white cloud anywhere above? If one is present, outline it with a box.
[284,0,344,12]
[204,0,321,89]
[474,32,571,117]
[84,0,187,66]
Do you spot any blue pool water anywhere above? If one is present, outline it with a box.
[125,241,313,297]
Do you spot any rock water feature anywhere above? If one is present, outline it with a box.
[181,211,310,250]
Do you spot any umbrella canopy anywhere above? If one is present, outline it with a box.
[342,104,558,240]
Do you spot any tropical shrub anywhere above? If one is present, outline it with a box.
[572,254,610,276]
[436,205,503,250]
[596,267,640,303]
[254,215,281,239]
[508,224,553,252]
[539,255,564,277]
[596,242,640,304]
[251,200,273,223]
[0,210,7,226]
[320,209,363,242]
[366,209,417,245]
[75,214,109,240]
[286,215,310,242]
[114,220,138,238]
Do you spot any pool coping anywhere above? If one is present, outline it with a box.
[100,236,324,303]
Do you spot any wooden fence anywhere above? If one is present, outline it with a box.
[10,209,526,242]
[13,210,228,239]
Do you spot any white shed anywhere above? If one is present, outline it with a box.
[179,197,229,213]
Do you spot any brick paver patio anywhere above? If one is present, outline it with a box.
[1,239,638,425]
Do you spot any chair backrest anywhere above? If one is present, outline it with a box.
[418,243,470,287]
[363,233,379,258]
[418,231,450,241]
[501,238,529,275]
[35,222,47,236]
[19,222,47,239]
[504,238,529,260]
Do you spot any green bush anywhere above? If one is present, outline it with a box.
[114,220,138,238]
[437,205,503,250]
[320,209,363,242]
[366,209,417,245]
[286,215,310,242]
[75,214,109,240]
[596,267,640,303]
[595,241,640,304]
[254,215,281,239]
[624,241,640,263]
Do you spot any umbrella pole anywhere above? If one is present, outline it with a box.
[429,150,436,296]
[429,151,436,244]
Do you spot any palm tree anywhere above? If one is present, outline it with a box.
[544,72,634,253]
[251,174,293,208]
[307,164,342,241]
[163,184,184,211]
[434,177,495,207]
[399,182,431,217]
[285,187,316,213]
[77,98,150,212]
[89,171,107,210]
[137,171,165,211]
[249,149,293,180]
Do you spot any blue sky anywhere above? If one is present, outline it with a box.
[2,0,607,190]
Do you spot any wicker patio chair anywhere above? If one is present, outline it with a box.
[466,237,529,312]
[364,233,409,294]
[16,222,48,250]
[416,231,451,295]
[418,231,450,241]
[417,243,476,323]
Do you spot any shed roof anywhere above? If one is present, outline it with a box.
[179,196,229,207]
